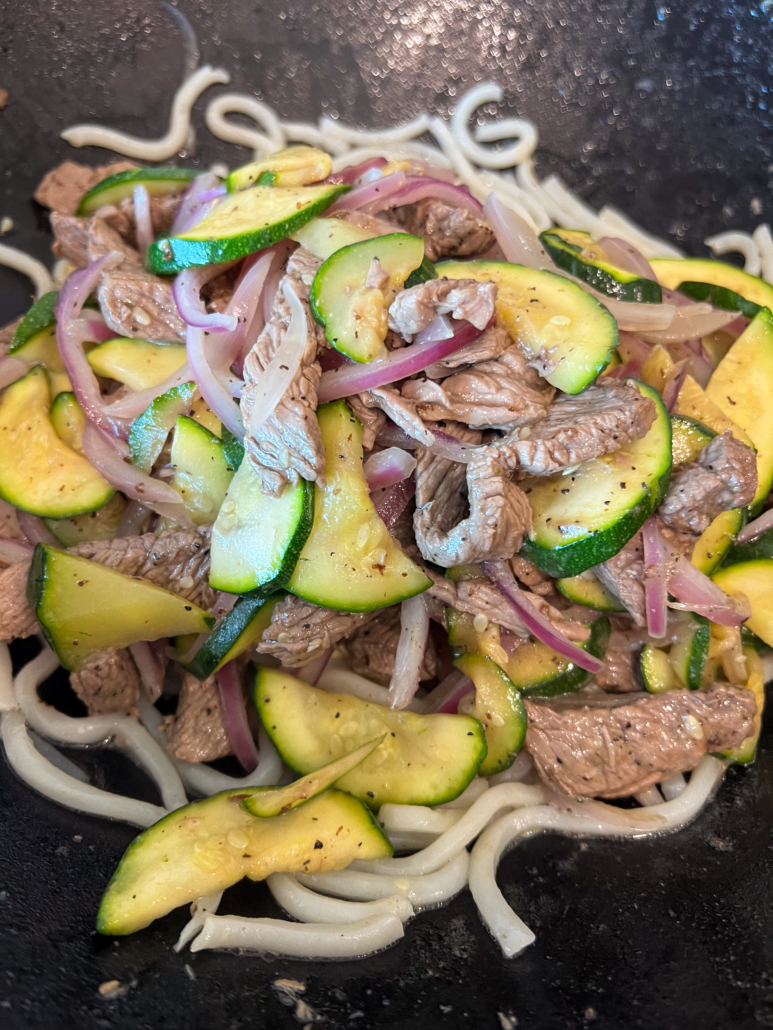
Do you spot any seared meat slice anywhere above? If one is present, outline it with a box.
[594,531,646,626]
[162,671,231,763]
[258,594,379,667]
[340,605,437,685]
[34,160,137,215]
[414,440,532,567]
[425,324,512,378]
[240,250,326,496]
[525,683,756,798]
[659,431,757,535]
[402,344,553,430]
[87,217,142,267]
[0,500,23,541]
[494,378,657,476]
[388,278,497,341]
[0,526,214,643]
[51,213,142,270]
[354,386,439,451]
[510,554,555,596]
[345,393,387,450]
[98,269,187,343]
[69,647,139,715]
[593,645,640,693]
[391,199,495,262]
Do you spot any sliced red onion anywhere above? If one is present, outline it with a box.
[639,306,736,345]
[0,538,33,564]
[218,250,275,373]
[186,325,243,438]
[260,241,296,326]
[481,560,604,674]
[661,363,688,413]
[642,518,668,639]
[737,508,773,544]
[104,364,194,420]
[363,447,417,492]
[483,194,549,268]
[133,184,154,256]
[197,184,228,204]
[82,422,191,521]
[376,422,419,451]
[215,660,259,773]
[295,648,333,686]
[116,500,152,537]
[128,640,166,703]
[0,355,30,391]
[76,317,116,344]
[318,347,350,373]
[413,314,454,346]
[427,428,481,463]
[171,172,222,235]
[402,159,459,184]
[377,178,483,218]
[17,511,58,546]
[388,592,430,710]
[329,171,408,213]
[668,339,713,389]
[616,331,652,365]
[421,669,473,714]
[318,318,487,403]
[667,555,749,626]
[244,283,309,439]
[325,157,388,185]
[605,360,642,381]
[597,236,656,279]
[215,370,244,398]
[372,478,416,530]
[661,287,698,308]
[173,262,239,333]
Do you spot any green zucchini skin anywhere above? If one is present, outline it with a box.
[77,167,199,216]
[670,414,715,465]
[9,292,59,352]
[724,527,773,567]
[511,617,611,698]
[651,257,773,318]
[540,228,662,303]
[454,652,527,776]
[185,591,282,681]
[404,255,438,289]
[555,572,626,612]
[220,427,245,472]
[128,381,198,473]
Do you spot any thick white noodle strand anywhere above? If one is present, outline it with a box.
[174,892,223,952]
[597,205,684,259]
[753,224,773,283]
[267,873,414,924]
[540,175,608,237]
[1,710,165,827]
[280,121,349,155]
[437,776,490,809]
[61,66,230,160]
[450,83,538,169]
[660,772,687,801]
[378,803,462,837]
[634,785,664,807]
[189,912,404,959]
[487,751,534,785]
[0,243,54,297]
[16,648,187,811]
[705,231,761,276]
[319,112,430,146]
[300,849,470,909]
[205,94,286,160]
[0,643,15,712]
[28,728,89,782]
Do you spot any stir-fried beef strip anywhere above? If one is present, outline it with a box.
[388,277,497,341]
[51,213,143,270]
[340,605,438,685]
[34,160,137,216]
[593,644,641,693]
[161,671,232,763]
[425,323,512,378]
[525,683,755,798]
[345,393,387,450]
[390,199,495,261]
[70,647,140,716]
[98,268,188,343]
[659,431,758,535]
[510,555,555,596]
[257,594,379,667]
[594,531,646,626]
[240,248,327,497]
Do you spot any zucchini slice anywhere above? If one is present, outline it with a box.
[9,291,59,352]
[28,544,214,670]
[87,338,187,392]
[209,458,314,595]
[555,571,626,612]
[540,228,662,303]
[639,644,676,693]
[227,146,333,191]
[77,167,199,217]
[186,592,282,681]
[670,414,715,465]
[188,395,221,437]
[45,493,127,548]
[50,392,86,454]
[97,788,391,936]
[128,381,198,473]
[220,426,245,472]
[453,653,527,775]
[446,607,505,660]
[168,415,233,526]
[651,257,773,318]
[311,234,425,362]
[287,401,430,611]
[254,667,487,807]
[404,255,438,289]
[640,613,710,692]
[723,647,766,764]
[291,216,376,260]
[147,183,348,274]
[502,617,611,697]
[705,308,773,513]
[520,381,671,577]
[641,344,676,394]
[713,558,773,647]
[722,525,773,568]
[673,374,754,449]
[0,367,113,518]
[691,508,745,575]
[436,259,618,394]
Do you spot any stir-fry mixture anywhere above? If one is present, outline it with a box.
[1,74,772,963]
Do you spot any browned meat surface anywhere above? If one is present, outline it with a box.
[50,213,142,269]
[594,532,646,626]
[69,647,139,715]
[388,278,497,341]
[0,502,23,542]
[391,199,495,262]
[659,431,757,534]
[34,160,137,215]
[340,606,437,685]
[510,554,554,594]
[162,671,231,763]
[87,217,142,267]
[525,683,756,798]
[97,269,187,343]
[0,560,42,641]
[345,393,387,450]
[240,250,326,496]
[425,324,513,378]
[593,645,640,693]
[355,386,439,451]
[496,378,656,476]
[258,594,378,667]
[414,440,532,566]
[201,265,238,314]
[402,344,553,430]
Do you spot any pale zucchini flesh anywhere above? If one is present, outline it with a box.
[540,229,662,303]
[713,559,773,648]
[87,339,187,392]
[168,415,233,526]
[227,146,332,191]
[555,571,626,612]
[185,592,282,681]
[651,257,773,318]
[453,652,527,776]
[78,167,198,216]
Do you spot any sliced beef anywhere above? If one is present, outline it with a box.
[240,249,326,496]
[414,438,532,566]
[0,500,23,541]
[87,217,142,267]
[525,683,756,798]
[402,343,553,430]
[257,594,379,667]
[0,560,43,641]
[425,324,513,378]
[388,277,497,342]
[34,160,137,215]
[593,645,640,693]
[50,213,142,269]
[391,199,495,262]
[659,431,758,535]
[495,378,656,476]
[340,605,437,685]
[354,386,438,451]
[69,647,139,715]
[345,393,387,450]
[162,671,231,763]
[510,554,554,595]
[594,531,646,626]
[98,269,187,343]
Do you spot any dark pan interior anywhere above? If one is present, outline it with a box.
[1,3,772,1027]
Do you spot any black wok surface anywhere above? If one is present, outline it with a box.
[1,3,772,1027]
